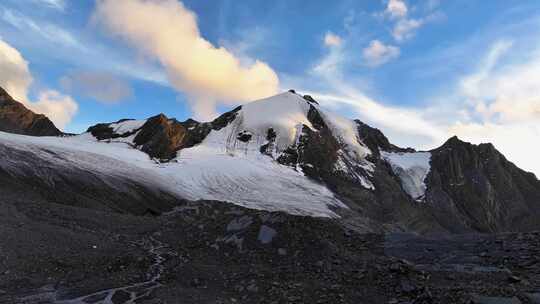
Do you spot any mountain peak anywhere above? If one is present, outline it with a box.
[436,135,500,157]
[442,135,465,146]
[0,86,62,136]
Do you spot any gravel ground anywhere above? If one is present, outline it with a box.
[1,199,539,304]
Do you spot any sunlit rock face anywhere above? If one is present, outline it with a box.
[0,87,62,136]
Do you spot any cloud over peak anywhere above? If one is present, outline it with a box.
[93,0,279,120]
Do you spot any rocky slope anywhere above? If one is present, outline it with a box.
[425,136,540,233]
[0,88,62,136]
[2,199,540,304]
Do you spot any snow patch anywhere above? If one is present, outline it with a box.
[170,137,347,217]
[0,130,345,218]
[318,109,375,189]
[319,110,371,160]
[239,92,313,152]
[0,132,177,195]
[382,151,431,202]
[109,119,146,135]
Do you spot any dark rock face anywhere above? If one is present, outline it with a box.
[133,114,190,160]
[355,120,413,156]
[237,131,252,142]
[0,87,62,136]
[303,94,319,105]
[259,128,277,155]
[288,106,340,182]
[425,136,540,232]
[87,118,138,140]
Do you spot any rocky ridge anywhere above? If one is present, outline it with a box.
[0,88,62,136]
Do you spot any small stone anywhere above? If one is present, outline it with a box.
[247,284,259,293]
[278,248,287,256]
[400,279,417,293]
[257,225,277,244]
[508,275,521,283]
[190,278,202,287]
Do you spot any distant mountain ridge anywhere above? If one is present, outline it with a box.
[0,87,62,136]
[0,87,538,233]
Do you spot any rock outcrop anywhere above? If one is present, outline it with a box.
[87,106,241,160]
[0,87,62,136]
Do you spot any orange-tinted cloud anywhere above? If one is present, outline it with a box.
[94,0,279,120]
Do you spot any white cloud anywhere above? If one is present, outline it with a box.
[31,0,66,11]
[307,91,446,148]
[312,47,346,76]
[324,32,342,47]
[305,52,446,149]
[60,71,133,104]
[1,8,84,50]
[31,90,78,128]
[0,37,31,102]
[392,18,424,42]
[0,6,168,88]
[379,0,443,43]
[458,40,540,123]
[0,38,77,129]
[93,0,279,120]
[385,0,408,19]
[362,40,400,67]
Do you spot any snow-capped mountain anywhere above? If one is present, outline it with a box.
[1,88,539,233]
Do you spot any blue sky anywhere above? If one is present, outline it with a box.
[0,0,539,175]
